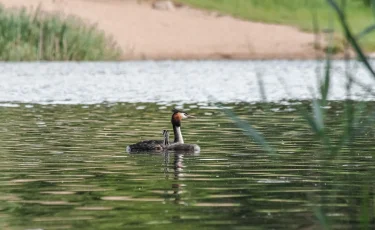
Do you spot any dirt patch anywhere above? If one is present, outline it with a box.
[0,0,329,60]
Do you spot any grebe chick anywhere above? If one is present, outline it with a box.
[162,129,170,147]
[126,130,169,152]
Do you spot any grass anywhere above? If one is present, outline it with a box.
[216,0,375,228]
[0,4,121,61]
[175,0,375,52]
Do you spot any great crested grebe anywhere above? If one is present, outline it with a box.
[167,109,200,152]
[126,109,200,153]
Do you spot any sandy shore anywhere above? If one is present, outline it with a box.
[0,0,328,60]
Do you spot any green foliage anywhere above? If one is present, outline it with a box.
[0,4,121,61]
[176,0,375,51]
[206,0,375,228]
[360,0,372,6]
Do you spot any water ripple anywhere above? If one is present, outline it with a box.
[0,102,372,229]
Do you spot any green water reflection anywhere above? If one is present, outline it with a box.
[0,102,374,229]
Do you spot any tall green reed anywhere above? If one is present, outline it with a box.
[223,0,375,157]
[223,0,375,228]
[0,4,121,61]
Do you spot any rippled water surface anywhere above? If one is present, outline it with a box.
[0,102,374,230]
[0,60,374,104]
[0,61,374,230]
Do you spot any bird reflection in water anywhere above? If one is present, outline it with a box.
[163,150,198,205]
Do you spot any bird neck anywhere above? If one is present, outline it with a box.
[173,125,184,144]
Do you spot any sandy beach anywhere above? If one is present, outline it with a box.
[0,0,327,60]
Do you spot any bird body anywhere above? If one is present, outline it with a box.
[126,139,164,152]
[167,142,200,153]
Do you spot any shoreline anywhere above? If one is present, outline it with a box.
[0,0,354,60]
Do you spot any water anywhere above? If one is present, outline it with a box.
[0,61,374,229]
[0,60,374,104]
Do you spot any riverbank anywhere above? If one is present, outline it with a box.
[0,0,353,60]
[177,0,375,51]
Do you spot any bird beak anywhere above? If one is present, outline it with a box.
[187,114,195,118]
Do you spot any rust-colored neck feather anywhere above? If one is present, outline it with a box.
[171,112,182,127]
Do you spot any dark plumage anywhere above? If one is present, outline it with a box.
[126,139,164,152]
